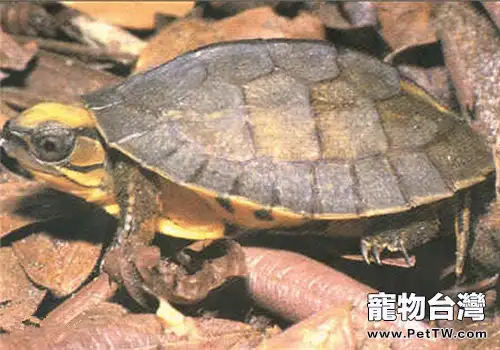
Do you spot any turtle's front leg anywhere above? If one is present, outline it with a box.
[104,159,198,332]
[103,158,163,308]
[112,159,160,247]
[102,159,246,335]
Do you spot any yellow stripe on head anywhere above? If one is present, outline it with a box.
[32,170,114,204]
[55,167,109,188]
[16,103,96,129]
[3,102,115,206]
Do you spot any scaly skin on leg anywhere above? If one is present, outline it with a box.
[361,207,441,266]
[104,158,162,307]
[361,193,476,276]
[112,158,161,246]
[104,157,192,329]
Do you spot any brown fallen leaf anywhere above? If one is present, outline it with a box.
[134,18,214,72]
[0,28,38,72]
[313,2,377,29]
[1,49,122,108]
[458,314,500,349]
[206,1,281,16]
[375,2,437,53]
[435,3,500,199]
[1,310,273,350]
[257,304,356,349]
[41,273,273,349]
[343,2,377,28]
[104,238,247,306]
[483,2,500,30]
[10,34,137,66]
[0,170,43,239]
[135,6,325,72]
[10,205,114,298]
[0,313,164,350]
[163,317,275,349]
[42,274,118,328]
[11,230,102,298]
[62,1,195,29]
[0,2,58,37]
[63,10,146,55]
[434,3,500,141]
[0,107,44,238]
[311,2,351,29]
[0,100,18,121]
[0,248,46,332]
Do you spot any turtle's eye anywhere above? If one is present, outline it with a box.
[31,123,75,162]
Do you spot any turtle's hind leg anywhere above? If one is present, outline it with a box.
[360,208,441,266]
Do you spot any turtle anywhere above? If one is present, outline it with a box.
[1,39,494,303]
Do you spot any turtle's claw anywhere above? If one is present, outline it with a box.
[361,240,371,265]
[372,245,382,265]
[400,245,413,267]
[360,232,414,267]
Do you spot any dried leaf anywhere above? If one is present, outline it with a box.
[43,274,119,328]
[207,1,281,16]
[435,3,500,141]
[459,314,500,349]
[0,313,164,350]
[313,3,351,29]
[159,317,273,349]
[0,100,18,120]
[0,3,58,37]
[343,2,377,28]
[104,239,246,306]
[9,35,137,66]
[313,2,376,29]
[12,228,102,297]
[0,29,38,71]
[483,2,500,30]
[0,172,43,239]
[62,1,195,29]
[376,2,437,51]
[67,12,146,55]
[0,248,46,332]
[257,304,355,349]
[1,50,122,108]
[1,311,272,349]
[135,7,324,72]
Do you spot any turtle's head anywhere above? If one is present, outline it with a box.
[1,103,114,205]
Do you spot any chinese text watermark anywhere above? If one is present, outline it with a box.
[367,292,485,321]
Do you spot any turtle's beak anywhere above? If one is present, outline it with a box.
[1,120,8,143]
[0,120,10,159]
[1,119,20,157]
